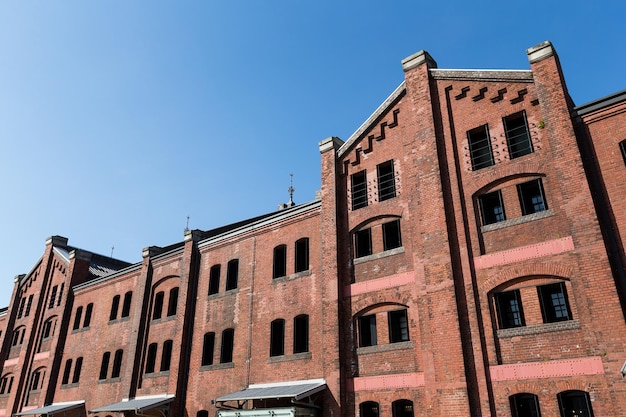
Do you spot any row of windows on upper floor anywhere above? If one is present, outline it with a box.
[350,160,396,211]
[360,399,414,417]
[358,308,409,348]
[509,391,594,417]
[479,178,548,226]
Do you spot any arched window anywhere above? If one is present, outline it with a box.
[208,265,221,295]
[111,350,123,378]
[226,259,239,290]
[167,288,179,316]
[220,328,234,363]
[146,343,158,373]
[0,374,14,394]
[99,352,110,380]
[121,291,133,318]
[62,359,72,385]
[293,314,309,353]
[270,319,285,357]
[73,306,83,330]
[43,317,56,339]
[197,411,209,417]
[295,238,309,273]
[202,333,215,366]
[83,303,93,328]
[273,245,287,278]
[510,393,541,417]
[153,292,164,320]
[110,295,120,320]
[557,390,594,417]
[392,400,414,417]
[160,340,173,371]
[359,401,379,417]
[72,357,83,384]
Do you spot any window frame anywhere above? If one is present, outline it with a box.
[270,319,285,357]
[72,357,83,384]
[359,401,379,417]
[358,314,377,347]
[294,238,310,273]
[121,291,132,318]
[202,332,215,366]
[208,264,221,295]
[509,393,541,417]
[377,160,396,201]
[273,245,287,279]
[479,190,506,225]
[160,340,173,372]
[351,170,368,210]
[557,390,594,417]
[220,328,234,364]
[354,228,372,258]
[225,259,239,290]
[537,282,572,323]
[382,219,402,251]
[494,289,525,329]
[388,309,410,343]
[99,352,110,380]
[517,179,548,215]
[468,124,494,170]
[392,400,414,417]
[293,314,309,354]
[111,350,123,378]
[504,111,534,159]
[145,343,157,374]
[153,292,164,320]
[167,287,179,317]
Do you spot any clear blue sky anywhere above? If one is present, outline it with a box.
[0,1,624,307]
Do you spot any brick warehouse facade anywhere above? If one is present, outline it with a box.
[1,40,626,417]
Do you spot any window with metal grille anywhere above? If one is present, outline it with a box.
[208,264,221,295]
[479,190,506,225]
[358,314,377,347]
[351,170,368,210]
[354,228,372,258]
[538,283,572,323]
[468,125,494,170]
[226,259,239,290]
[270,319,285,357]
[504,112,533,159]
[377,160,396,201]
[388,309,409,343]
[293,314,309,353]
[509,393,541,417]
[518,179,547,215]
[495,290,525,329]
[382,220,402,251]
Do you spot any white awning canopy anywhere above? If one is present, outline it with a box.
[13,401,85,416]
[89,395,174,414]
[215,379,326,403]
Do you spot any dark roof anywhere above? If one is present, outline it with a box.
[573,88,626,116]
[13,401,85,416]
[215,379,326,403]
[89,395,174,414]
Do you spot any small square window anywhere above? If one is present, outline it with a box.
[354,228,372,258]
[468,125,494,170]
[494,290,525,329]
[518,179,548,215]
[538,282,572,323]
[351,170,368,210]
[382,220,402,251]
[479,190,505,225]
[377,160,396,201]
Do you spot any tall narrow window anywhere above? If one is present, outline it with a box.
[226,259,239,290]
[479,190,506,225]
[83,303,93,328]
[25,295,33,317]
[208,265,221,295]
[202,332,215,366]
[351,170,368,210]
[43,318,55,339]
[220,328,234,363]
[0,374,14,395]
[160,340,173,372]
[495,290,525,329]
[72,357,83,384]
[360,402,379,417]
[354,228,372,258]
[73,306,83,330]
[392,400,414,417]
[110,295,120,320]
[504,112,533,159]
[557,390,594,417]
[121,291,132,318]
[294,238,309,273]
[358,314,377,347]
[382,220,402,250]
[30,369,42,391]
[538,282,572,323]
[111,350,123,378]
[510,393,541,417]
[17,297,26,319]
[518,179,548,215]
[388,309,409,343]
[62,359,72,385]
[57,283,64,306]
[49,285,58,309]
[153,292,164,320]
[620,140,626,166]
[377,160,396,201]
[99,352,110,380]
[145,343,157,374]
[273,245,287,278]
[293,314,309,353]
[167,287,179,317]
[270,319,285,357]
[468,125,494,170]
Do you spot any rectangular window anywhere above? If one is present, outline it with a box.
[62,359,72,385]
[382,220,402,251]
[110,295,120,320]
[225,259,239,290]
[160,340,173,372]
[518,179,547,215]
[153,292,164,320]
[479,190,506,225]
[202,332,215,366]
[73,307,83,330]
[25,295,33,317]
[538,282,572,323]
[388,309,409,343]
[354,228,372,258]
[167,288,179,317]
[351,170,368,210]
[49,285,58,309]
[220,329,234,363]
[293,315,309,353]
[495,290,525,329]
[358,314,377,347]
[270,319,285,357]
[377,160,396,201]
[111,350,123,378]
[273,245,287,278]
[504,112,533,159]
[208,265,221,295]
[83,303,93,328]
[468,125,494,170]
[121,291,132,318]
[294,238,309,273]
[620,140,626,166]
[145,344,157,374]
[99,352,110,380]
[72,357,83,384]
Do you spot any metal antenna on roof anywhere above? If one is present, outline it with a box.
[185,215,190,233]
[288,173,295,206]
[111,246,114,258]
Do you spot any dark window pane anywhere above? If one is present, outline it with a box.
[504,112,533,159]
[62,359,72,385]
[202,333,215,366]
[518,179,548,215]
[382,220,402,251]
[83,303,93,328]
[226,259,239,290]
[153,292,164,320]
[73,307,83,330]
[558,390,594,417]
[360,402,379,417]
[121,292,132,318]
[295,238,309,273]
[273,245,287,278]
[377,160,396,201]
[208,265,221,295]
[220,329,234,363]
[468,125,494,170]
[388,309,409,343]
[99,352,110,380]
[293,314,309,353]
[495,290,525,329]
[510,393,541,417]
[355,228,372,258]
[110,295,120,321]
[538,282,572,323]
[358,314,377,347]
[392,400,414,417]
[145,343,157,374]
[479,190,506,225]
[270,319,285,357]
[351,170,368,210]
[160,340,173,371]
[167,288,179,317]
[72,357,83,384]
[111,350,123,378]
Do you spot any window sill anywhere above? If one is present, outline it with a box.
[207,288,240,299]
[497,320,580,338]
[108,316,130,325]
[71,327,90,334]
[97,377,122,384]
[481,209,555,233]
[268,352,312,363]
[60,383,80,389]
[151,315,176,324]
[353,247,405,265]
[143,371,170,379]
[272,270,312,283]
[356,340,413,355]
[200,362,234,371]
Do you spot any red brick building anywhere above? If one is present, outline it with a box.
[1,41,625,417]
